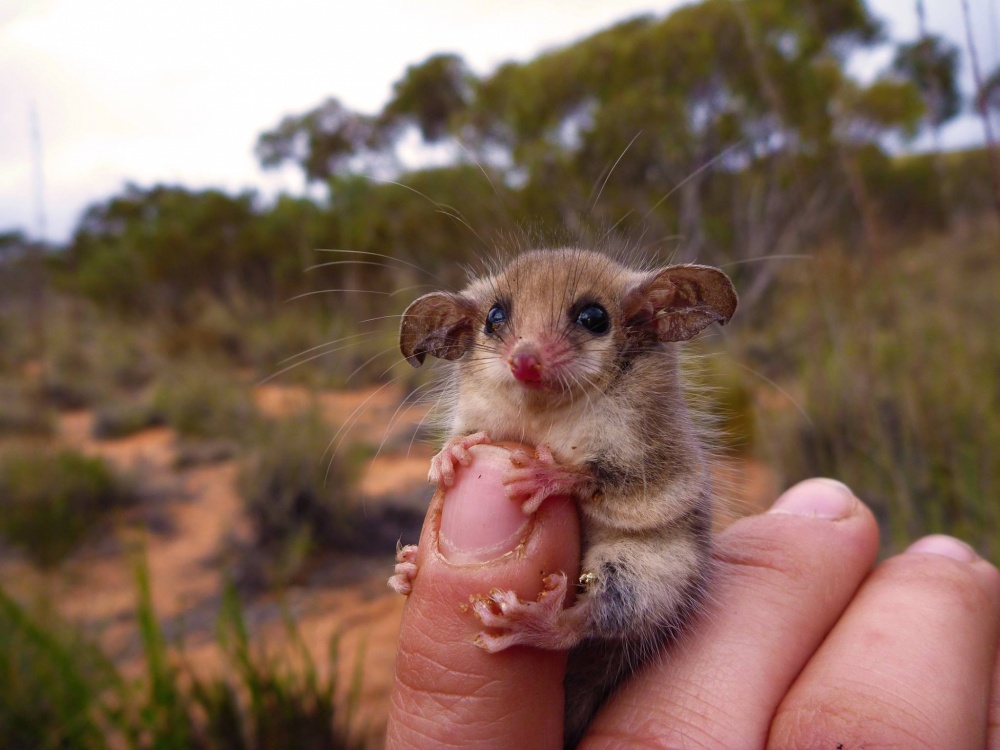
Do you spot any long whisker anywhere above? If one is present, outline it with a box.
[284,284,433,303]
[720,254,810,267]
[731,359,812,425]
[638,141,743,224]
[277,331,376,365]
[258,334,379,385]
[588,130,643,216]
[313,248,444,282]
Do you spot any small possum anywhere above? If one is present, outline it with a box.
[389,248,737,746]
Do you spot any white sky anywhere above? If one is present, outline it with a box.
[1,0,997,244]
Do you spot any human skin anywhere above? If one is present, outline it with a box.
[385,444,1000,749]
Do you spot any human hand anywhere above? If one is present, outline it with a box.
[385,444,1000,749]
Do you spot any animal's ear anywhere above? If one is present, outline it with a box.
[623,264,737,342]
[399,292,478,367]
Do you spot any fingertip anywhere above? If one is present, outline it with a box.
[768,478,858,520]
[905,534,978,563]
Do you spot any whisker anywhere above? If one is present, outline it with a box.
[587,130,643,217]
[277,331,377,365]
[284,284,434,303]
[257,334,380,385]
[314,248,445,283]
[638,141,744,225]
[721,254,811,267]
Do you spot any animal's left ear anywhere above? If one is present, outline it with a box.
[623,264,738,342]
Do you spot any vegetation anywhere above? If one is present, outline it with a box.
[0,446,138,568]
[0,561,365,749]
[237,411,365,587]
[742,221,999,557]
[0,0,996,745]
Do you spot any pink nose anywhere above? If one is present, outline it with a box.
[510,352,542,384]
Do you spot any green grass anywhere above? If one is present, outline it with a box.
[0,445,138,568]
[237,410,365,587]
[0,587,118,749]
[0,559,366,749]
[741,221,1000,560]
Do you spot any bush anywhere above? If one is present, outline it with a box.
[92,398,164,439]
[745,224,1000,560]
[0,446,137,567]
[237,411,363,585]
[152,362,256,441]
[0,562,367,749]
[0,381,54,438]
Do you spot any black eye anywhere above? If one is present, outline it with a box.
[575,304,610,334]
[485,304,507,335]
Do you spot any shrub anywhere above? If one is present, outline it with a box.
[0,446,137,567]
[91,398,164,439]
[745,225,1000,560]
[0,562,367,749]
[237,411,363,585]
[152,362,256,441]
[0,381,54,438]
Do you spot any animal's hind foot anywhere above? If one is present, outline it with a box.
[471,572,585,652]
[388,543,419,596]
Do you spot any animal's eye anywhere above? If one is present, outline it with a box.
[485,304,507,335]
[575,304,610,334]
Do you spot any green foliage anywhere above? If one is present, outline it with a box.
[892,34,962,128]
[237,411,362,585]
[384,53,473,141]
[0,446,137,567]
[92,397,164,440]
[748,223,1000,560]
[151,361,255,441]
[0,587,118,749]
[0,561,366,749]
[256,98,390,184]
[0,381,54,438]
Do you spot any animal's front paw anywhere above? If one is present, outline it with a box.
[428,432,492,490]
[387,543,419,596]
[503,444,585,514]
[471,572,583,652]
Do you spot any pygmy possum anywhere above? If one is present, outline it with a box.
[388,248,738,746]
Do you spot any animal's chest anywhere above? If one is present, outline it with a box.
[455,389,614,468]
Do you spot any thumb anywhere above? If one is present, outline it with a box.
[386,442,581,749]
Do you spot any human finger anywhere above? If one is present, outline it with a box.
[768,534,1000,750]
[386,443,581,749]
[583,478,880,749]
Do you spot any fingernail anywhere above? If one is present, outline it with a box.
[438,444,531,564]
[769,478,856,520]
[906,535,978,563]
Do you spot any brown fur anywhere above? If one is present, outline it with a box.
[399,248,737,746]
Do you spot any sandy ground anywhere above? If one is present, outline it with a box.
[1,383,776,747]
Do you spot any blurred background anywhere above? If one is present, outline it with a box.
[1,0,999,747]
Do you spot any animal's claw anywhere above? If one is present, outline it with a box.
[388,543,419,596]
[470,572,580,652]
[428,432,492,490]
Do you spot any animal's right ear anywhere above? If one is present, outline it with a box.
[399,292,477,367]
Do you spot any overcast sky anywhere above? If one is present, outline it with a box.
[2,0,998,244]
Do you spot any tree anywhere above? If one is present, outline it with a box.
[892,35,961,138]
[256,98,392,184]
[383,53,475,142]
